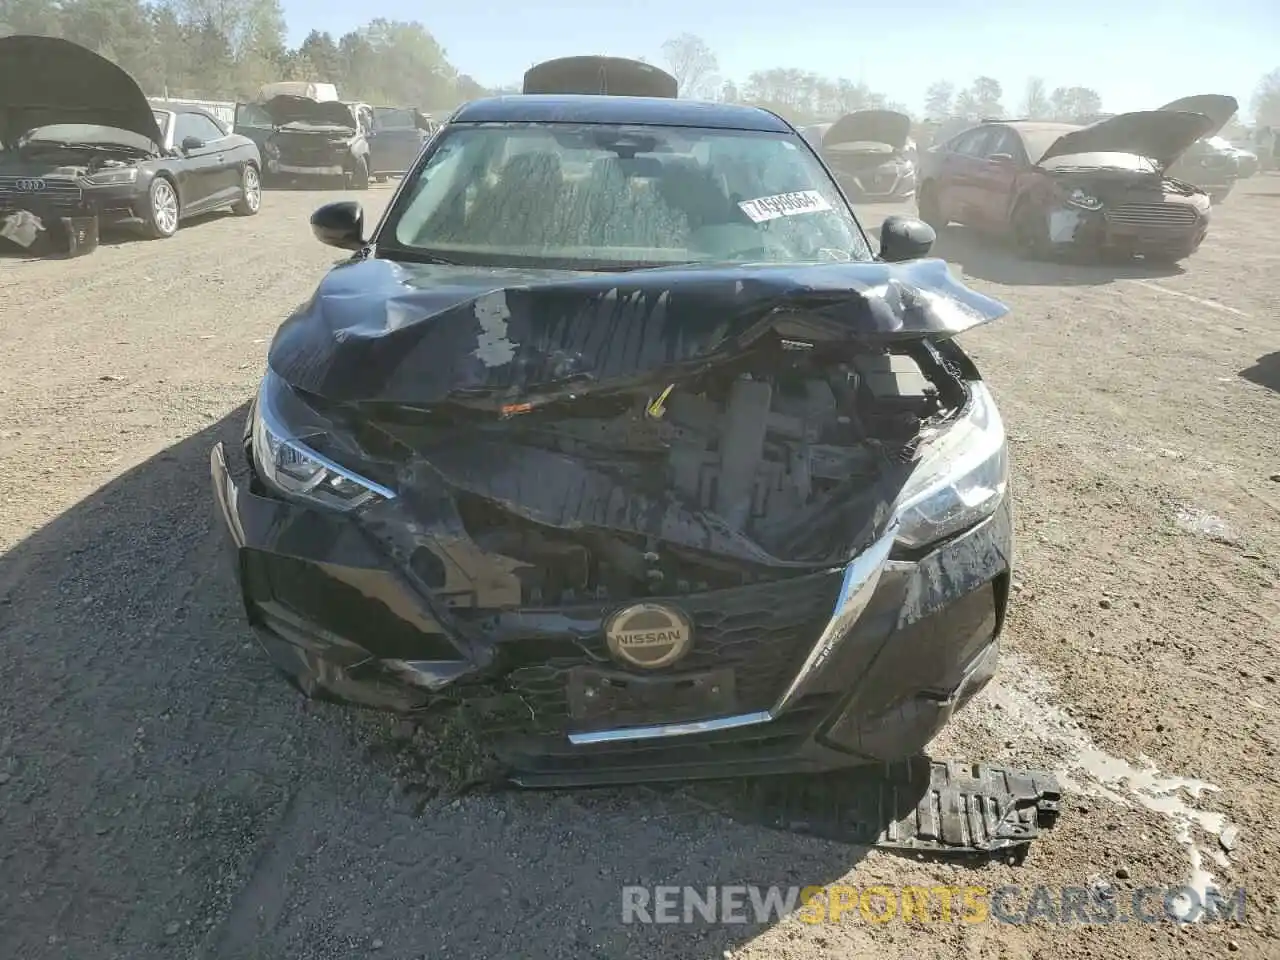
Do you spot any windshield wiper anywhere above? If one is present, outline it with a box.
[24,140,143,153]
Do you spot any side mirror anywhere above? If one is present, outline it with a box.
[310,201,365,251]
[181,136,205,152]
[879,215,936,262]
[987,152,1014,164]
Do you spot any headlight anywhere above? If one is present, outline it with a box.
[250,371,395,512]
[86,167,138,185]
[891,382,1008,550]
[1065,188,1102,210]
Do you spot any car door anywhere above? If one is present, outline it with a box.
[936,127,998,225]
[191,113,240,201]
[967,127,1025,231]
[171,112,225,211]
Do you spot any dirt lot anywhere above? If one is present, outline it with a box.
[1,177,1277,960]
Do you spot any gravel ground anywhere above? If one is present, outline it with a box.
[1,177,1277,959]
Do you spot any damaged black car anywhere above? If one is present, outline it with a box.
[249,95,371,189]
[211,94,1014,787]
[0,35,261,254]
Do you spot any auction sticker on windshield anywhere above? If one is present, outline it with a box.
[738,190,832,224]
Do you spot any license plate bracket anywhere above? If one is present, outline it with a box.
[566,665,737,730]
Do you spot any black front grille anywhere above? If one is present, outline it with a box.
[0,176,85,210]
[275,134,346,164]
[462,570,845,736]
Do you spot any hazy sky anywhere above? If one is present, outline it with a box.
[280,0,1275,118]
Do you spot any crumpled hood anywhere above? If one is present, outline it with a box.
[0,35,164,148]
[1156,94,1238,140]
[268,257,1008,408]
[1039,110,1219,168]
[262,95,356,130]
[823,110,913,151]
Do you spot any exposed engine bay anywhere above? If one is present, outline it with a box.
[346,335,968,605]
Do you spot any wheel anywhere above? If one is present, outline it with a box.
[232,164,261,216]
[917,183,944,229]
[1012,199,1049,260]
[347,157,370,191]
[143,176,179,238]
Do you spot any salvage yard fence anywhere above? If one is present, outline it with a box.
[147,96,237,128]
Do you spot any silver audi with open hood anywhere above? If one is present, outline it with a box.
[1156,94,1242,203]
[0,34,262,253]
[249,95,371,189]
[805,110,917,202]
[209,92,1016,787]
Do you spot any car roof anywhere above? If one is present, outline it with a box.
[450,95,792,132]
[999,121,1082,136]
[148,101,216,121]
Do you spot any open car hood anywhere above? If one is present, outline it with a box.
[0,34,164,148]
[1038,110,1219,168]
[1155,94,1238,140]
[268,258,1009,408]
[262,95,356,129]
[822,110,913,151]
[522,56,678,98]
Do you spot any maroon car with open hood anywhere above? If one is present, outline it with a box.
[916,110,1218,262]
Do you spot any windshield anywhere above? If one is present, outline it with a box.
[383,122,871,268]
[235,102,272,129]
[374,107,418,130]
[20,123,155,152]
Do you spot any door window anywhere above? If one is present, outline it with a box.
[952,127,1000,157]
[981,129,1023,162]
[175,112,225,145]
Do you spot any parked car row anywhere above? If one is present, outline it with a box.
[0,35,262,256]
[232,97,440,190]
[0,33,447,256]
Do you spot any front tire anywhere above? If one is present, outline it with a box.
[232,164,261,216]
[143,176,179,239]
[347,156,370,191]
[917,183,944,230]
[1012,198,1049,260]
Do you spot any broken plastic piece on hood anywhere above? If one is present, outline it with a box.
[0,210,45,248]
[267,257,1010,409]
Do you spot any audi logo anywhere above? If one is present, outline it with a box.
[15,178,47,192]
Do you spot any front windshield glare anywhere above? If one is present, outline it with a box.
[388,123,871,267]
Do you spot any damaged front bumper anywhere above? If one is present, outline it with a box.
[1046,202,1209,258]
[210,435,1013,787]
[271,161,346,177]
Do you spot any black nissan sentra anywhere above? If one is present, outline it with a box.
[210,83,1015,787]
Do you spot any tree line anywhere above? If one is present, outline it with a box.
[0,0,492,108]
[3,7,1274,129]
[660,34,1105,124]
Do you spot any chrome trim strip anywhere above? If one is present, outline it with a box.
[770,520,897,714]
[568,710,773,745]
[564,521,900,746]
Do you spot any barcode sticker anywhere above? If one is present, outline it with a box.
[738,190,832,223]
